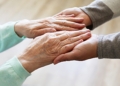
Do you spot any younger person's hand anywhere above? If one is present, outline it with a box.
[54,34,98,64]
[55,7,92,27]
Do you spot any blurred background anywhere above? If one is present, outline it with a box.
[0,0,120,86]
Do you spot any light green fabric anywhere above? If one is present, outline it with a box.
[0,22,30,86]
[0,22,25,52]
[0,57,30,86]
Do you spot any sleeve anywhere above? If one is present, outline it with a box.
[0,56,30,86]
[80,0,120,30]
[0,22,25,52]
[98,32,120,59]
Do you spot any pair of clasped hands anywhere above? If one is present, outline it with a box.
[16,7,98,73]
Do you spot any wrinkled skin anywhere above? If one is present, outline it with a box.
[18,29,91,73]
[15,16,85,38]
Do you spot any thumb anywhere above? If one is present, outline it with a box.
[54,11,75,17]
[33,28,56,38]
[53,51,75,64]
[53,54,68,64]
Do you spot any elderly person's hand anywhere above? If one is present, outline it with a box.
[54,34,98,64]
[14,17,85,38]
[18,29,91,73]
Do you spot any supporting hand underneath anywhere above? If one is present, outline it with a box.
[54,7,92,27]
[54,34,98,64]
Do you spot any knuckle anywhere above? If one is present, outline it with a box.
[79,35,83,39]
[44,33,50,37]
[41,29,46,34]
[43,28,51,33]
[46,35,58,43]
[64,45,69,49]
[43,19,49,23]
[47,38,55,43]
[44,33,52,39]
[44,38,61,56]
[67,33,71,38]
[29,29,35,35]
[29,25,34,29]
[42,21,51,27]
[62,21,66,24]
[43,22,48,27]
[67,38,72,43]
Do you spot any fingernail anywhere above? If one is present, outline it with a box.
[68,14,75,17]
[50,28,56,32]
[54,61,60,65]
[86,32,91,37]
[83,29,90,32]
[80,18,84,20]
[79,39,83,42]
[81,24,85,27]
[86,29,90,32]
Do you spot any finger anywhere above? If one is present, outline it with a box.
[55,29,90,36]
[61,32,91,46]
[58,29,90,41]
[60,18,84,23]
[53,25,79,31]
[53,50,77,64]
[33,28,56,37]
[53,31,67,36]
[48,24,77,31]
[79,32,91,41]
[53,20,85,28]
[55,16,84,23]
[36,19,85,31]
[37,20,80,31]
[60,39,83,54]
[56,10,76,16]
[54,14,75,17]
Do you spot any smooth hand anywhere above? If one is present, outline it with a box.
[54,34,98,64]
[14,17,85,38]
[55,7,92,27]
[18,29,91,73]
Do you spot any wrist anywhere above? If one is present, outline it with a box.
[14,22,23,37]
[79,9,92,27]
[92,34,98,58]
[18,54,39,73]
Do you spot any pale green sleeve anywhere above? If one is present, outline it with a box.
[0,56,30,86]
[0,22,30,86]
[0,22,25,52]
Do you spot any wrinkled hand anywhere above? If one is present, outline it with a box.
[54,34,98,64]
[55,7,92,27]
[14,17,85,38]
[18,29,91,73]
